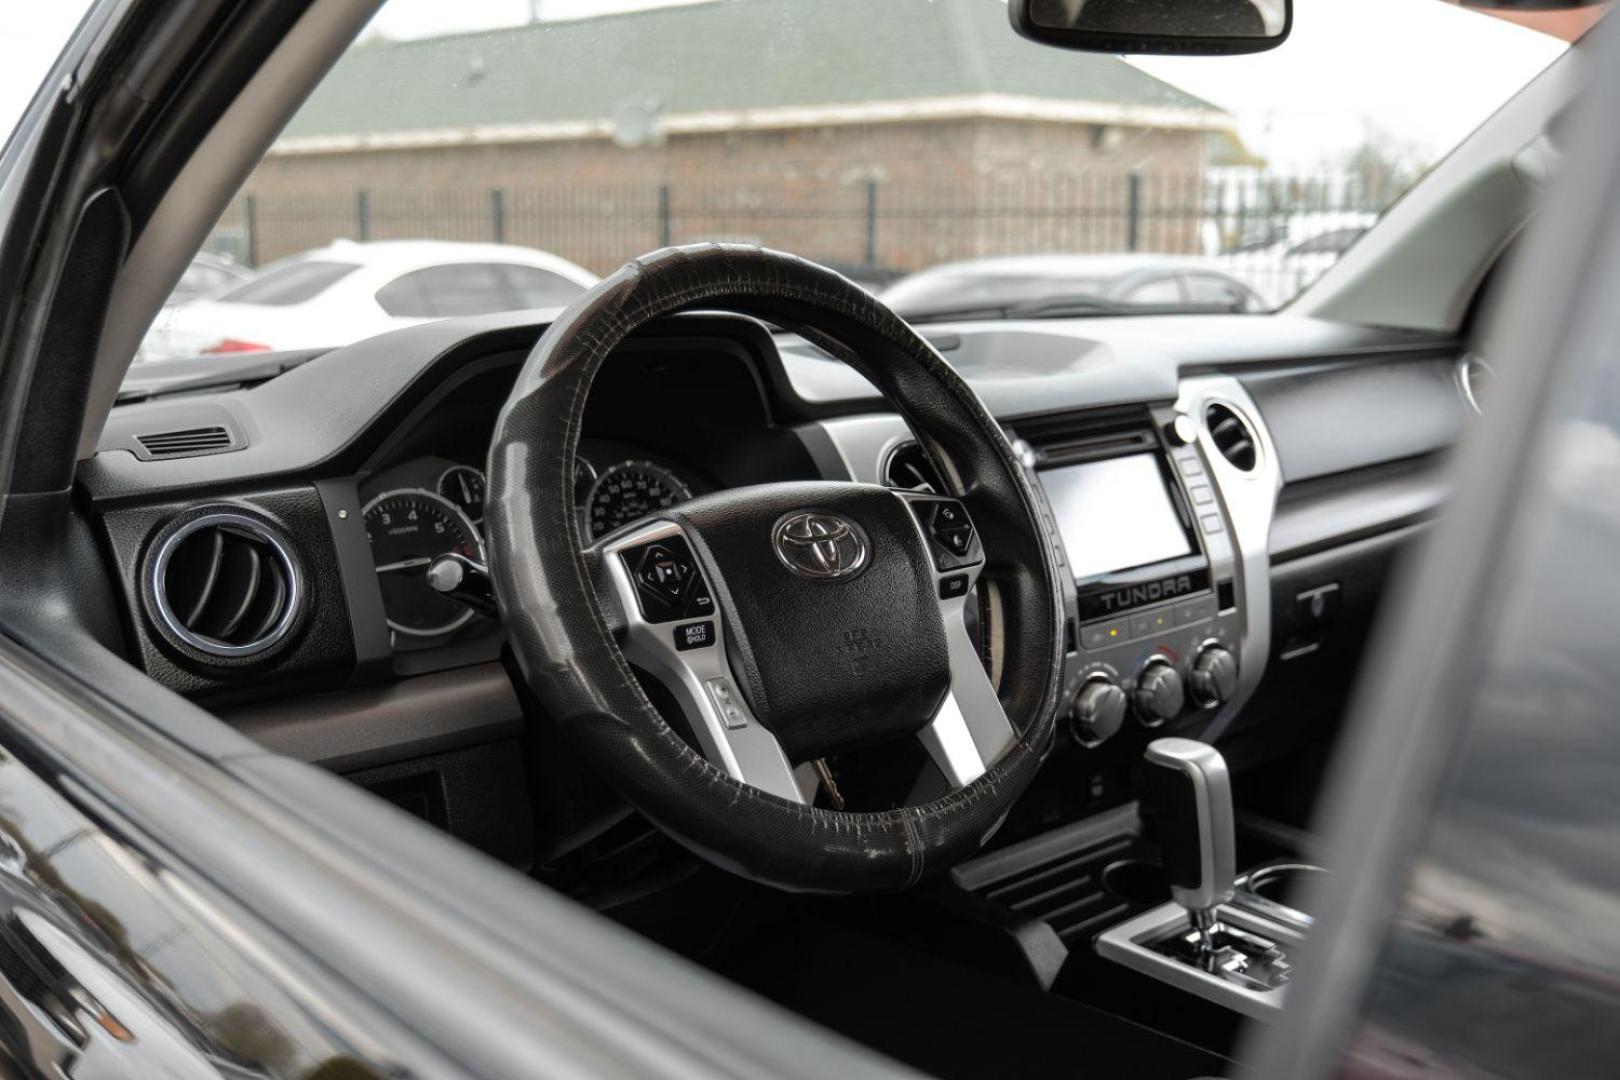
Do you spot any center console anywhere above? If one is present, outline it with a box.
[1010,377,1275,751]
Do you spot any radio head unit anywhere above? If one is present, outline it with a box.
[1041,450,1210,620]
[1027,420,1243,740]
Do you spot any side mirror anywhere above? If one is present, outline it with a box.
[1008,0,1292,56]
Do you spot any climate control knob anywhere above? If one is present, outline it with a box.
[1190,645,1239,708]
[1133,659,1185,727]
[1069,676,1128,747]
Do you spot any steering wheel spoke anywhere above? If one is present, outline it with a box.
[598,520,811,804]
[896,491,1018,787]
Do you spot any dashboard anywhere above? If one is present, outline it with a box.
[359,442,706,646]
[81,307,1468,852]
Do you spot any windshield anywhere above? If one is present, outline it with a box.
[125,0,1569,368]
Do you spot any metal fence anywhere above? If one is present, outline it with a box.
[203,169,1403,306]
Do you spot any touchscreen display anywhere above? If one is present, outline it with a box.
[1040,454,1194,580]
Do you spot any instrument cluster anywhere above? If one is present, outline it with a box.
[359,442,704,646]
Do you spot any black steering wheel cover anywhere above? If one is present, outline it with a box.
[487,244,1064,893]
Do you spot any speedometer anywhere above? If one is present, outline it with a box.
[364,489,485,638]
[586,461,693,540]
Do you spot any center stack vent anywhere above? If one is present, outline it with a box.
[1204,402,1258,472]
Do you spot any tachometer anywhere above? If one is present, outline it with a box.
[586,460,693,540]
[436,465,486,524]
[364,489,485,638]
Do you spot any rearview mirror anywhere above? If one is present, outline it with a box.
[1008,0,1292,56]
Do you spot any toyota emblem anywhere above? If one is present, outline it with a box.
[772,512,870,580]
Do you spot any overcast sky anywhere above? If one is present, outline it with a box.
[0,0,1572,169]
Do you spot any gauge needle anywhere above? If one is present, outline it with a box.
[375,556,434,574]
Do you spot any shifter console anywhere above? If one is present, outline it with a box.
[1148,919,1293,993]
[1096,738,1312,1020]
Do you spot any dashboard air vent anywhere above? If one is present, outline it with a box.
[146,510,302,659]
[134,425,238,460]
[1205,403,1258,472]
[1458,354,1494,415]
[884,443,944,493]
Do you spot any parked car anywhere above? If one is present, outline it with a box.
[1215,213,1378,305]
[166,252,254,307]
[130,254,258,363]
[881,254,1267,322]
[138,239,598,361]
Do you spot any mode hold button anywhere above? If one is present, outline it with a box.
[673,621,716,651]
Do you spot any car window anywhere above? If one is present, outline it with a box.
[376,264,516,318]
[500,264,587,308]
[219,261,359,306]
[1123,276,1184,305]
[1184,274,1251,310]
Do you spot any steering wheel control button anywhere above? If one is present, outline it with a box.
[683,579,715,618]
[938,526,974,556]
[638,544,691,600]
[674,621,716,651]
[912,498,984,571]
[621,536,708,623]
[939,573,971,600]
[703,676,748,729]
[1133,659,1185,727]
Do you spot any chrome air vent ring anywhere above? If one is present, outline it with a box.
[142,508,305,663]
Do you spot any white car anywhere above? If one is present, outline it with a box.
[139,240,598,361]
[881,254,1267,321]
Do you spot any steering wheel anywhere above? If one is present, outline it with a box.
[486,245,1064,893]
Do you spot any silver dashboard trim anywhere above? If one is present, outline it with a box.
[1096,900,1301,1020]
[895,491,1018,785]
[1174,378,1281,741]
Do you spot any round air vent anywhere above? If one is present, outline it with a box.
[1204,402,1259,473]
[144,509,303,660]
[1458,353,1494,415]
[883,442,944,493]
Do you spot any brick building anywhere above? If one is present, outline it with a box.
[226,0,1233,273]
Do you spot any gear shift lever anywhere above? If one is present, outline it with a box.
[1144,738,1236,954]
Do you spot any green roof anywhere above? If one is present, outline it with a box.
[282,0,1226,142]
